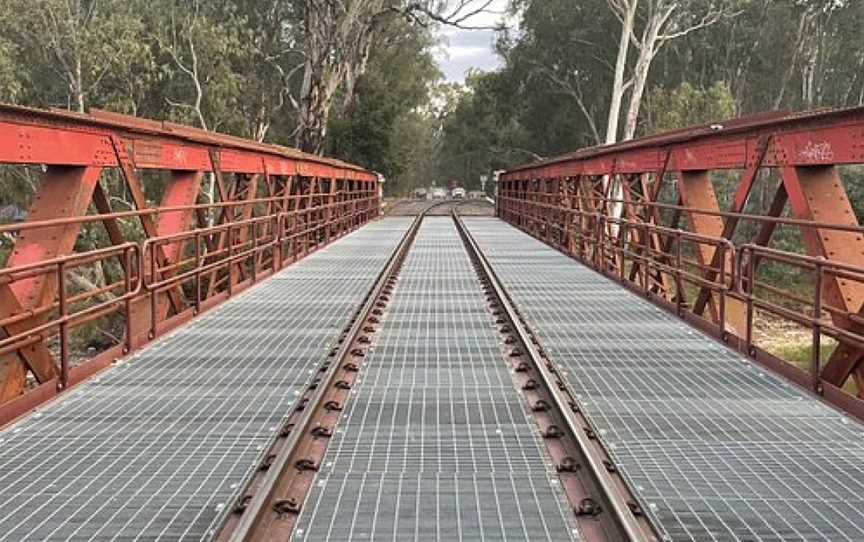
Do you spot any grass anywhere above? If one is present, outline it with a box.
[767,340,861,395]
[769,342,837,373]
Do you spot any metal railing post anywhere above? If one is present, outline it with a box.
[57,261,68,391]
[124,246,133,353]
[813,259,823,393]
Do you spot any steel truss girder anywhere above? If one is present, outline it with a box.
[0,105,379,407]
[499,106,864,396]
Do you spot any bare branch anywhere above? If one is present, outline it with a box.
[389,1,505,31]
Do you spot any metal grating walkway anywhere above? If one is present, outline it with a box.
[0,218,412,542]
[464,217,864,541]
[295,217,576,541]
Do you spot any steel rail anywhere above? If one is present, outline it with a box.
[217,201,458,541]
[452,210,663,542]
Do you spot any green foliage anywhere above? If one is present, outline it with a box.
[0,38,22,103]
[327,20,441,194]
[435,70,532,191]
[499,0,614,149]
[641,82,736,135]
[385,111,440,195]
[1,0,153,112]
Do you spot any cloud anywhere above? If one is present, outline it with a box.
[435,0,511,82]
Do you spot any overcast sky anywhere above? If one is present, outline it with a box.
[434,0,511,83]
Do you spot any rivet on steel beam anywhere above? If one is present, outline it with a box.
[343,362,360,372]
[504,336,516,345]
[273,498,301,515]
[295,458,319,472]
[328,349,338,357]
[522,379,538,391]
[603,459,617,473]
[335,380,352,390]
[363,326,375,333]
[295,398,309,412]
[556,457,581,473]
[574,498,601,517]
[234,494,253,513]
[509,349,523,357]
[311,425,333,438]
[358,336,371,344]
[324,400,342,411]
[372,308,383,315]
[584,427,596,439]
[499,326,511,333]
[628,501,643,516]
[543,425,564,438]
[259,453,277,471]
[532,399,551,412]
[368,316,380,324]
[495,318,506,324]
[280,423,295,437]
[514,361,530,372]
[350,348,365,357]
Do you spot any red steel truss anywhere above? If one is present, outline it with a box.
[0,104,380,423]
[498,106,864,417]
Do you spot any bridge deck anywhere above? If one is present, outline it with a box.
[294,217,575,541]
[464,217,864,541]
[0,218,412,542]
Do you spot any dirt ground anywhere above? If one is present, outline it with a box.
[752,311,814,353]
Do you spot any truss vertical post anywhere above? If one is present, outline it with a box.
[677,170,747,336]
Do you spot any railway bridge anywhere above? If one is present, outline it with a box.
[2,105,864,541]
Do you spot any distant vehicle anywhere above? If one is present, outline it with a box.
[413,188,427,200]
[451,187,466,199]
[431,187,447,200]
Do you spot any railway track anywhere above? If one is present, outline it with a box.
[217,203,663,541]
[453,210,661,542]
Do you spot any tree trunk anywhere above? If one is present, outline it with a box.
[623,23,660,141]
[75,57,85,113]
[605,1,637,145]
[295,58,331,154]
[623,52,651,140]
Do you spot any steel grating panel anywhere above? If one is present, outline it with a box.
[0,218,413,542]
[295,217,576,541]
[464,217,864,541]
